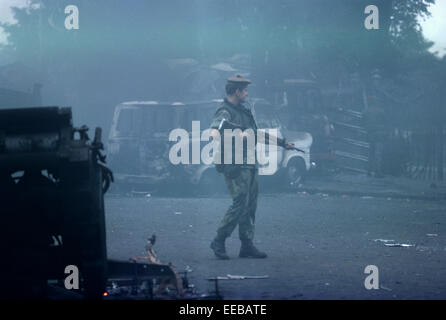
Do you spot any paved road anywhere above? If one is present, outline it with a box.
[105,192,446,299]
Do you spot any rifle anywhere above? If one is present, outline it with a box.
[217,118,305,153]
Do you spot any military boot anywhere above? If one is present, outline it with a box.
[210,238,229,260]
[239,240,267,259]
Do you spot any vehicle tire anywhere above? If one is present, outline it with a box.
[285,158,306,188]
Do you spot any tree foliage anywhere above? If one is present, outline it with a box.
[0,0,441,128]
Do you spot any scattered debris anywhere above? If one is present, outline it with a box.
[384,243,415,247]
[207,275,269,299]
[374,239,415,247]
[131,191,152,197]
[106,234,193,299]
[317,193,329,197]
[207,274,269,281]
[380,285,392,291]
[227,274,268,280]
[373,239,395,243]
[129,234,159,264]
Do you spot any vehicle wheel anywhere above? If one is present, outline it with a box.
[285,158,306,188]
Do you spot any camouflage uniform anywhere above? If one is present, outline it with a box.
[210,99,266,258]
[210,98,265,255]
[217,168,258,241]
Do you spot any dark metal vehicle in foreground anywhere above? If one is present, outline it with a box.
[0,107,191,299]
[0,107,113,298]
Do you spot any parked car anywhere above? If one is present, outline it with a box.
[250,99,313,186]
[275,79,335,173]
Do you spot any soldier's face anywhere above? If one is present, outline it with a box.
[236,87,248,102]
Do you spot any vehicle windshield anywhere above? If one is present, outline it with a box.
[116,104,216,137]
[177,106,215,132]
[143,107,177,135]
[116,106,177,137]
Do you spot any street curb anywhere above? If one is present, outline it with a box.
[298,185,446,201]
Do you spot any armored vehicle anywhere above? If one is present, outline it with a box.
[0,107,113,299]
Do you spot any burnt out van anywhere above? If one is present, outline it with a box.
[107,100,223,193]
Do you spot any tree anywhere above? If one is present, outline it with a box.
[0,0,439,131]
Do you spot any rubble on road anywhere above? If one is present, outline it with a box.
[384,243,415,247]
[373,239,415,248]
[105,234,199,299]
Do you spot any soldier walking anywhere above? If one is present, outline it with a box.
[208,75,293,259]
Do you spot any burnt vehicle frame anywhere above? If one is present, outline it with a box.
[108,100,224,193]
[0,106,113,298]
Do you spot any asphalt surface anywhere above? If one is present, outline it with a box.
[105,186,446,300]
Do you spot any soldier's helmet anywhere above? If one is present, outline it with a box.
[227,74,252,85]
